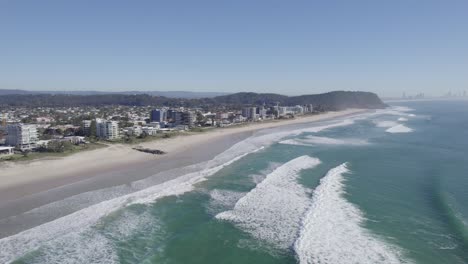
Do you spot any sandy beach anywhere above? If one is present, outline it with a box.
[0,109,363,195]
[0,109,364,232]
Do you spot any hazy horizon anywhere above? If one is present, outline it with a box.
[1,0,467,98]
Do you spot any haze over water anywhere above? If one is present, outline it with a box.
[1,100,467,263]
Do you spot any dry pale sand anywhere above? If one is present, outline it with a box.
[0,109,364,192]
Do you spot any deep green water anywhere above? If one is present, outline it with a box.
[2,100,468,263]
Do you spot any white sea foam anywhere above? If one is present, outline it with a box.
[371,106,416,118]
[280,136,368,147]
[294,164,411,264]
[209,189,247,209]
[386,124,414,133]
[25,229,119,264]
[297,119,355,133]
[216,156,321,249]
[243,118,356,150]
[0,113,367,263]
[398,117,408,122]
[0,147,264,263]
[100,209,158,241]
[392,106,414,112]
[375,120,400,128]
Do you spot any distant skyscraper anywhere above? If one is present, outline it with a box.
[150,109,167,123]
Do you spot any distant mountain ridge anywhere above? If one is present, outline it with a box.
[0,90,386,110]
[0,89,229,99]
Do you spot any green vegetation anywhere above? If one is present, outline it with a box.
[0,91,386,110]
[0,143,106,163]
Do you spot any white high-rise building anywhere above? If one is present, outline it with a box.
[5,124,38,150]
[96,119,119,140]
[242,107,257,120]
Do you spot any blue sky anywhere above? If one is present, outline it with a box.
[0,0,467,97]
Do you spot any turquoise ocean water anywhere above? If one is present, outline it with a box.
[1,100,468,263]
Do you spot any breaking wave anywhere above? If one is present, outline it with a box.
[216,156,321,250]
[0,147,264,263]
[386,124,414,133]
[280,136,368,147]
[294,163,411,264]
[375,120,400,128]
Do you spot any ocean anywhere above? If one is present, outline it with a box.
[1,100,468,264]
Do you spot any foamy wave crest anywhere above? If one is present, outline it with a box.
[244,119,356,150]
[0,147,264,263]
[374,120,400,128]
[398,117,408,122]
[386,124,413,133]
[280,136,368,147]
[216,156,321,249]
[371,106,416,118]
[297,119,355,133]
[208,189,247,213]
[294,164,411,264]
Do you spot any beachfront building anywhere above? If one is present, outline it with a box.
[147,122,161,129]
[82,120,92,136]
[293,105,304,115]
[5,124,39,151]
[305,104,314,113]
[0,146,14,156]
[150,109,167,123]
[242,107,258,120]
[96,119,119,140]
[142,126,159,135]
[182,111,196,127]
[123,126,142,137]
[170,111,196,128]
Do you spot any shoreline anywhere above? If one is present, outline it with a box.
[0,109,365,224]
[0,109,365,197]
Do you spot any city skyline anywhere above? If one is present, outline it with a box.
[1,0,467,97]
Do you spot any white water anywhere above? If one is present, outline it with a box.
[280,136,368,147]
[216,155,321,250]
[0,147,264,263]
[0,113,367,263]
[294,163,411,264]
[375,120,400,128]
[386,124,414,133]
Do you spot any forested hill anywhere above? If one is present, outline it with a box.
[0,91,386,110]
[203,91,386,110]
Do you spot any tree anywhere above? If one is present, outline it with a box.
[90,120,97,138]
[196,112,206,125]
[138,131,148,139]
[45,141,74,153]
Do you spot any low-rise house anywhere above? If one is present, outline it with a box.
[141,126,159,136]
[62,136,86,144]
[0,146,14,156]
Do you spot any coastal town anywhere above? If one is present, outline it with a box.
[0,103,314,159]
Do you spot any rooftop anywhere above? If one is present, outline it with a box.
[0,146,14,150]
